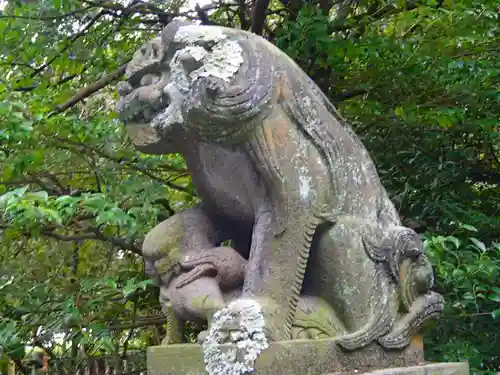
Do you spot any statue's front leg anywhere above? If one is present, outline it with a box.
[240,206,327,341]
[241,210,274,295]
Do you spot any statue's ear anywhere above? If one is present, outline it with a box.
[161,20,194,59]
[161,20,193,43]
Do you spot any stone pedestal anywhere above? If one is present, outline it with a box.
[147,338,468,375]
[344,363,469,374]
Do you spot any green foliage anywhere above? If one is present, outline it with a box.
[0,1,195,370]
[424,224,500,373]
[0,0,498,373]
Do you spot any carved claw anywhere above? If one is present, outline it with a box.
[179,250,216,269]
[336,303,396,350]
[291,296,345,340]
[399,254,435,312]
[174,263,217,289]
[180,247,247,289]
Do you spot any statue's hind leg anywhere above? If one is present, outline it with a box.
[306,216,443,350]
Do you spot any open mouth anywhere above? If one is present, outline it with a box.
[116,72,171,125]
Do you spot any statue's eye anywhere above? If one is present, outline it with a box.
[140,74,161,86]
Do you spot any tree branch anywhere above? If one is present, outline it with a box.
[85,227,143,255]
[52,63,128,114]
[250,0,271,35]
[195,3,217,25]
[106,315,167,331]
[82,0,176,22]
[0,224,143,255]
[318,0,335,16]
[52,138,192,194]
[13,359,27,375]
[332,88,369,102]
[121,302,137,359]
[237,0,250,30]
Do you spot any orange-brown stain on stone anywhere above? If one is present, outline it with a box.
[262,76,292,150]
[277,73,294,104]
[411,335,424,351]
[399,261,407,284]
[261,120,277,158]
[262,112,291,153]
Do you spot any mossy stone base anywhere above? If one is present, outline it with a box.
[147,338,465,375]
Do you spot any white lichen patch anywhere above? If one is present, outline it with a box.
[193,39,243,82]
[152,24,245,133]
[170,25,244,86]
[169,46,208,91]
[202,299,269,375]
[299,173,311,199]
[174,25,226,45]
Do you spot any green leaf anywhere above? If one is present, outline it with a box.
[5,343,25,360]
[0,186,29,207]
[445,236,460,249]
[488,294,500,303]
[138,279,153,290]
[29,190,49,202]
[469,238,487,252]
[103,279,117,289]
[460,224,478,232]
[99,337,117,353]
[394,107,404,118]
[461,292,473,300]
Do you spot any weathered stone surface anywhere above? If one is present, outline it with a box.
[333,363,469,375]
[115,21,447,375]
[147,338,461,375]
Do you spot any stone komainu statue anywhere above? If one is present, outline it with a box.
[116,20,443,351]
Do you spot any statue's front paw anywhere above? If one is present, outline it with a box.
[244,296,291,342]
